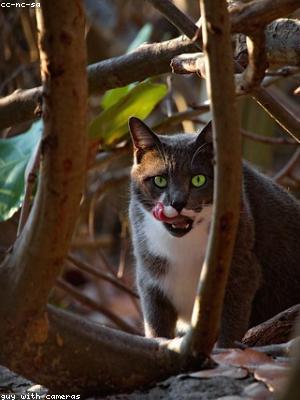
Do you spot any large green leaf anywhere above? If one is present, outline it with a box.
[100,23,153,110]
[101,84,136,111]
[88,81,167,145]
[0,120,42,221]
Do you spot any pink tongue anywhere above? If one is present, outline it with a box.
[152,202,188,226]
[152,202,169,221]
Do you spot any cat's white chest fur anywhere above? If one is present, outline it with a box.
[142,206,212,322]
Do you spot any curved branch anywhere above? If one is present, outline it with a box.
[235,19,300,69]
[0,87,42,129]
[0,305,183,395]
[235,31,268,94]
[0,0,88,327]
[230,0,300,35]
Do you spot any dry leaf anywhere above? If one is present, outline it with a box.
[242,382,272,400]
[212,348,274,371]
[216,396,245,400]
[254,363,290,393]
[188,365,248,380]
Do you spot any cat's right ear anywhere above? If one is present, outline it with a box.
[128,117,160,163]
[196,121,213,146]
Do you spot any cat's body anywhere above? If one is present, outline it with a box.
[129,117,300,346]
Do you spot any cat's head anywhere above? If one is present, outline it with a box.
[129,117,214,237]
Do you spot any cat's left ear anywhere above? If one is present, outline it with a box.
[128,117,161,163]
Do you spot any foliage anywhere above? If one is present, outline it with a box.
[89,23,167,146]
[0,121,42,222]
[0,24,166,220]
[88,80,167,145]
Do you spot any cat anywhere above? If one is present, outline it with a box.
[128,116,300,347]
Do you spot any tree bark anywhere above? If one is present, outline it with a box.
[0,0,90,387]
[181,0,242,357]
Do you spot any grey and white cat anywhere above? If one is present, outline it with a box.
[128,116,300,347]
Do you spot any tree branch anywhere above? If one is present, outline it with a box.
[147,0,201,46]
[56,278,140,335]
[67,254,139,299]
[273,148,300,184]
[235,19,300,69]
[0,304,183,395]
[0,87,42,130]
[253,86,300,142]
[241,128,297,145]
[181,0,242,356]
[154,0,299,141]
[230,0,300,35]
[1,0,299,131]
[235,31,268,94]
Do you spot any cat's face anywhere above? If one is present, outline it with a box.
[129,117,214,237]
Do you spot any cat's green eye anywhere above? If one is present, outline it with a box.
[153,176,168,188]
[191,174,206,188]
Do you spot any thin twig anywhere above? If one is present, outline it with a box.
[90,144,131,171]
[67,254,139,299]
[117,220,128,279]
[154,103,210,132]
[71,235,114,250]
[253,86,300,143]
[147,0,202,49]
[68,252,143,320]
[273,148,300,184]
[241,129,297,145]
[265,66,300,77]
[56,278,140,335]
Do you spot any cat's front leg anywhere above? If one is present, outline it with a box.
[218,253,261,347]
[138,278,178,339]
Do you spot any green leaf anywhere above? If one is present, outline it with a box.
[88,81,167,145]
[101,84,136,110]
[0,120,42,221]
[100,23,153,110]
